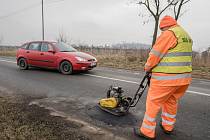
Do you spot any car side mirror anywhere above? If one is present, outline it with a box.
[48,50,55,53]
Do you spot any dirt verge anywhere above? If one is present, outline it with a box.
[0,93,90,140]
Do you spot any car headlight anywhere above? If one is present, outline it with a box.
[75,56,87,62]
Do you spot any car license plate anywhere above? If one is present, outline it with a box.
[91,62,96,66]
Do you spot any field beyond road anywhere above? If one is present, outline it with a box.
[2,47,209,79]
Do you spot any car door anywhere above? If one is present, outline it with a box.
[26,42,42,66]
[39,43,57,68]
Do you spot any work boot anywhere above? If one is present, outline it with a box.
[133,127,155,140]
[159,121,173,135]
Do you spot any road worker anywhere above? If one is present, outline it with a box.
[134,15,193,139]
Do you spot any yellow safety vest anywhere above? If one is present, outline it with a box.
[152,26,193,74]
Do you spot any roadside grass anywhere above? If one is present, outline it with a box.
[1,49,210,80]
[192,66,210,79]
[0,50,16,57]
[96,54,145,71]
[0,94,90,140]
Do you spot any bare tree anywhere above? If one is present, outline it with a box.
[57,31,68,43]
[135,0,190,46]
[171,0,191,20]
[136,0,177,46]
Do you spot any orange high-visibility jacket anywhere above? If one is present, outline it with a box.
[145,20,192,86]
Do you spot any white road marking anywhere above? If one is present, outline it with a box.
[0,58,209,97]
[83,74,139,84]
[0,59,16,64]
[83,74,210,97]
[186,90,210,97]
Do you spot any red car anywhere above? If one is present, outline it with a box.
[16,41,97,74]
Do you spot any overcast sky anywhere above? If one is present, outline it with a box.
[0,0,210,51]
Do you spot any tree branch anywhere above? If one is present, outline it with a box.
[173,3,177,18]
[154,0,160,15]
[183,0,190,5]
[160,0,176,15]
[154,0,158,9]
[137,0,156,18]
[157,0,160,8]
[147,0,158,18]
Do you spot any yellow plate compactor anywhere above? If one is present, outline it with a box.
[98,72,151,116]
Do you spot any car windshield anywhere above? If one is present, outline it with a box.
[53,42,77,52]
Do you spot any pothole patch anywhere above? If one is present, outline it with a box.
[85,104,139,127]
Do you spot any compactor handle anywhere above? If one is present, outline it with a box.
[139,72,151,87]
[130,72,151,107]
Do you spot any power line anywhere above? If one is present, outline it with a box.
[0,0,66,41]
[0,0,65,20]
[0,2,41,20]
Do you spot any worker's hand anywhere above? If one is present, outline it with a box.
[144,69,150,72]
[144,67,151,72]
[144,63,152,72]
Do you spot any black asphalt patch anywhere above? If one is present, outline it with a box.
[85,104,138,127]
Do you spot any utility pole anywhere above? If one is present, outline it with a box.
[42,0,45,40]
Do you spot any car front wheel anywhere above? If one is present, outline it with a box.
[59,61,73,75]
[18,58,28,70]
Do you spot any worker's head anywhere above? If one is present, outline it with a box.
[159,16,177,31]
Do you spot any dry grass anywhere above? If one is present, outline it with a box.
[0,49,16,57]
[96,54,145,71]
[192,66,210,79]
[1,47,210,79]
[0,94,90,140]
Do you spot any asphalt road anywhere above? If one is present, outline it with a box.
[0,56,209,140]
